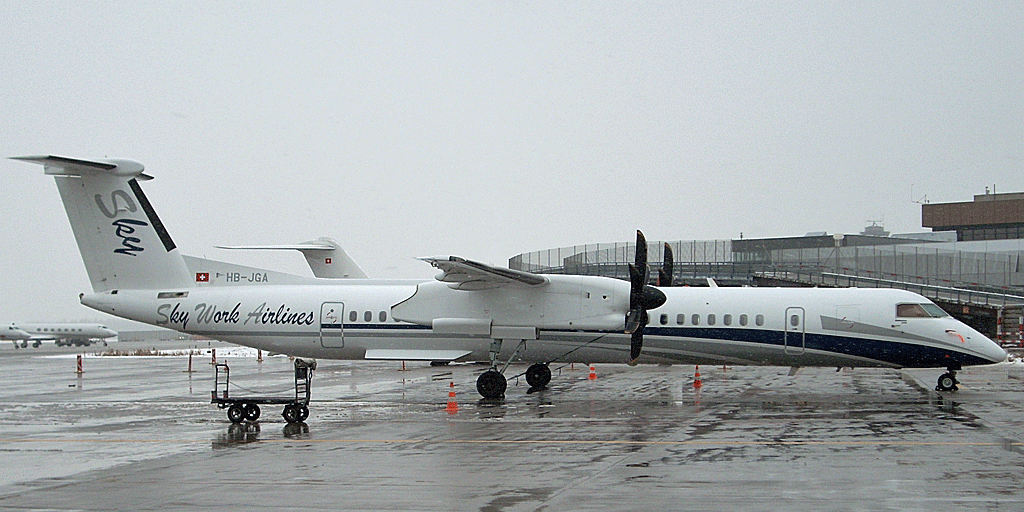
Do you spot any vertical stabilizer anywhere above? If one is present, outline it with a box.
[12,155,192,292]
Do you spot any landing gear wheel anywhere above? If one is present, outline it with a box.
[525,363,552,389]
[227,404,245,423]
[243,403,261,421]
[283,404,306,423]
[935,372,959,392]
[477,370,507,399]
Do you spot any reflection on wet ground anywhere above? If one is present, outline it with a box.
[0,340,1022,510]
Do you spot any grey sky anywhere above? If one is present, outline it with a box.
[2,2,1021,327]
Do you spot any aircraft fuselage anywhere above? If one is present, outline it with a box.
[81,281,1004,369]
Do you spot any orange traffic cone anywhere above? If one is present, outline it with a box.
[693,365,702,389]
[588,365,597,380]
[445,382,458,414]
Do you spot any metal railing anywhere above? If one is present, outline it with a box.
[757,267,1024,309]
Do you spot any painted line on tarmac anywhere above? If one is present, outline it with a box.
[1,438,1022,447]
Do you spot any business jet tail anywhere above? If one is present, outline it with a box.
[216,237,369,278]
[11,155,193,292]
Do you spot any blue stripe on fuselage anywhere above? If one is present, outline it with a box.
[643,326,989,368]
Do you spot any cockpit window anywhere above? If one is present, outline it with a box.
[897,304,929,317]
[897,303,949,318]
[920,303,950,318]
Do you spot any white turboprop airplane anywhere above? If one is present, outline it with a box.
[10,155,1006,404]
[4,322,117,348]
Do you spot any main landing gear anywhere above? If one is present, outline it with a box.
[474,338,553,399]
[476,362,552,399]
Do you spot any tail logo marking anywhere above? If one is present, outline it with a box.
[94,190,138,218]
[111,218,148,256]
[94,189,149,257]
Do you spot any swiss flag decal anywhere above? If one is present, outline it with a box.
[325,258,332,265]
[196,273,210,283]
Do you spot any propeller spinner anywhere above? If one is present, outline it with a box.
[626,231,667,362]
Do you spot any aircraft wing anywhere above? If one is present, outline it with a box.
[419,256,548,290]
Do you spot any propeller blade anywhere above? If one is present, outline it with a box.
[634,230,648,269]
[629,263,646,294]
[628,310,649,361]
[658,242,673,287]
[630,231,650,308]
[625,308,642,334]
[630,329,644,361]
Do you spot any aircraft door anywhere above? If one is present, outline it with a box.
[784,307,805,355]
[320,302,344,348]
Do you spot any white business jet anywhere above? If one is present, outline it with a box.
[1,325,32,346]
[11,156,1006,403]
[215,237,368,279]
[4,322,117,348]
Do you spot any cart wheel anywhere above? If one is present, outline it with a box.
[282,405,300,423]
[297,405,309,422]
[243,404,261,421]
[227,404,244,423]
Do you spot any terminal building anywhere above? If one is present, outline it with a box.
[509,191,1024,343]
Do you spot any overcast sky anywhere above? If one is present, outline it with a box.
[2,2,1021,327]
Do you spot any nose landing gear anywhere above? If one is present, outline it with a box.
[935,370,959,392]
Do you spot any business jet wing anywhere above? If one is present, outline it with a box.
[419,256,548,290]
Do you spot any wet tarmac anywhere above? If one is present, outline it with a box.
[1,339,1023,511]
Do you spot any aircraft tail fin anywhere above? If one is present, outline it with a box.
[12,155,193,292]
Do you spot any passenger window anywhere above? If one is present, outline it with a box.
[755,314,765,326]
[724,314,732,326]
[691,314,700,326]
[790,314,800,327]
[349,311,357,322]
[708,314,716,326]
[676,314,686,325]
[379,311,387,322]
[660,313,668,325]
[364,311,372,322]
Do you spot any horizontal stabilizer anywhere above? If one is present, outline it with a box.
[11,155,153,180]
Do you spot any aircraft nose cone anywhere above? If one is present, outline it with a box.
[962,324,1008,363]
[980,336,1008,363]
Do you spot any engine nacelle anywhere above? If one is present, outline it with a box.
[391,274,629,334]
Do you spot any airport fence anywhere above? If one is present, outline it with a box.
[510,239,1023,293]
